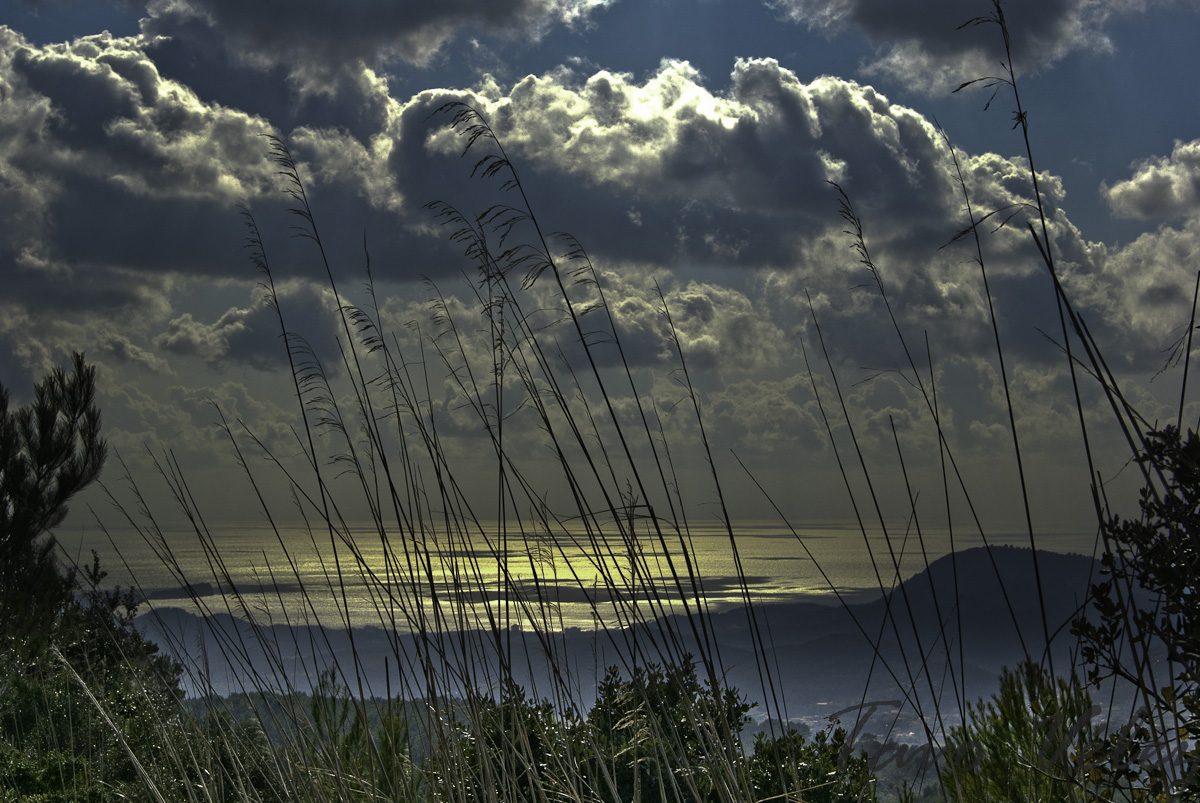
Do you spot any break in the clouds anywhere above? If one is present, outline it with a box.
[1104,139,1200,220]
[769,0,1197,93]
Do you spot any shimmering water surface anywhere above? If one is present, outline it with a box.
[66,519,1099,632]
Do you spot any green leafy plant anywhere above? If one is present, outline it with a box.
[581,658,751,803]
[940,661,1105,803]
[748,725,878,803]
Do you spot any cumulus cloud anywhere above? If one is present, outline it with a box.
[2,2,1185,528]
[473,59,857,214]
[550,269,801,377]
[655,280,798,375]
[0,296,172,406]
[0,26,282,313]
[1103,139,1200,219]
[768,0,1196,94]
[289,119,403,213]
[707,375,826,454]
[101,376,297,465]
[6,30,277,202]
[92,326,174,374]
[362,55,1137,405]
[155,283,342,370]
[406,58,976,273]
[1070,217,1200,360]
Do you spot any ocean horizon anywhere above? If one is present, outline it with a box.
[66,518,1101,635]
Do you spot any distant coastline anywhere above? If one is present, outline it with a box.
[138,545,1101,730]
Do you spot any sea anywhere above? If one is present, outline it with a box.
[63,518,1101,635]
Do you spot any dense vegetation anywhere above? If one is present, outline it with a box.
[2,2,1198,801]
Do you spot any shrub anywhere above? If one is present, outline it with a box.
[940,661,1105,803]
[747,726,878,803]
[581,659,751,803]
[1074,425,1200,798]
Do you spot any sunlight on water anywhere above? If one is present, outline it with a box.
[69,519,1100,633]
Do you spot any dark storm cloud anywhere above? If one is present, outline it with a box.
[767,0,1197,93]
[0,15,1156,396]
[141,23,394,145]
[0,13,1185,409]
[370,55,1177,393]
[601,276,797,375]
[2,247,175,315]
[0,27,442,323]
[142,0,614,88]
[0,290,170,404]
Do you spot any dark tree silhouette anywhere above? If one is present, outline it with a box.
[1075,425,1200,796]
[0,352,106,642]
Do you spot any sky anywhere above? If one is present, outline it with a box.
[3,0,1200,543]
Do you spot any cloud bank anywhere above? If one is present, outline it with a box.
[768,0,1197,93]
